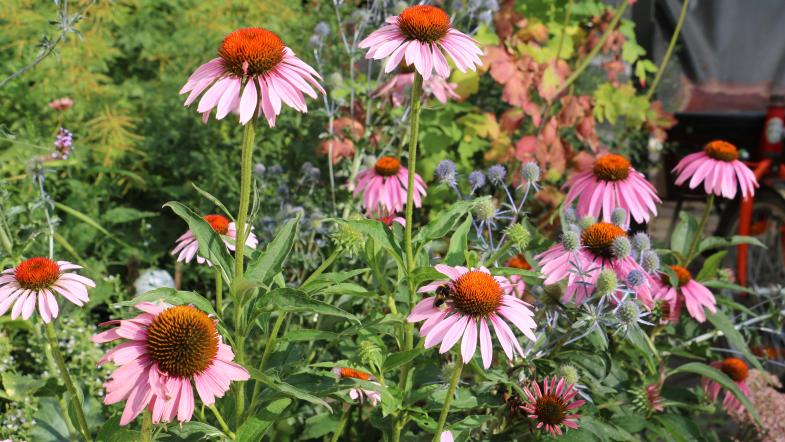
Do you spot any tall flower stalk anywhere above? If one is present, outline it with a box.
[403,73,423,351]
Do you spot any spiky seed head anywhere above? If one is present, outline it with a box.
[616,300,640,325]
[611,236,632,259]
[521,162,541,182]
[561,231,580,252]
[506,223,531,251]
[596,269,618,296]
[631,232,651,252]
[473,197,497,221]
[611,208,627,226]
[641,250,660,273]
[579,216,597,230]
[625,270,646,288]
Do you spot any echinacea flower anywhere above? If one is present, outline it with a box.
[373,69,460,106]
[354,156,427,213]
[652,265,716,323]
[702,357,751,414]
[0,257,94,323]
[332,367,381,406]
[171,214,258,266]
[408,265,537,368]
[48,97,73,111]
[370,208,406,228]
[359,5,482,80]
[93,303,249,425]
[535,221,654,306]
[673,140,758,199]
[564,154,661,225]
[515,376,585,436]
[180,28,324,126]
[506,254,531,299]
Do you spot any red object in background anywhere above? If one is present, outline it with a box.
[760,95,785,157]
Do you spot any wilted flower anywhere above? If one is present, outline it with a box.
[673,141,758,199]
[0,258,95,323]
[171,214,258,266]
[353,156,427,213]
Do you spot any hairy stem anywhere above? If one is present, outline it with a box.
[46,322,92,441]
[433,358,464,441]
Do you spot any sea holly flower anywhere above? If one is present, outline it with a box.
[180,28,324,126]
[514,376,586,436]
[673,140,758,199]
[535,221,654,306]
[358,5,482,80]
[408,264,537,368]
[92,303,249,425]
[332,367,381,407]
[353,156,427,213]
[0,258,95,323]
[171,214,258,266]
[651,265,716,323]
[702,358,751,414]
[564,154,661,225]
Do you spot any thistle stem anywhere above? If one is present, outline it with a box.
[433,358,464,441]
[45,321,92,442]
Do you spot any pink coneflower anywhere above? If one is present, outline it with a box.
[171,214,258,266]
[92,303,249,425]
[0,257,94,323]
[48,97,73,111]
[652,265,716,323]
[354,156,427,213]
[673,140,758,199]
[370,209,406,227]
[516,376,585,436]
[373,70,460,106]
[180,28,324,126]
[440,431,454,442]
[359,5,482,80]
[408,264,537,368]
[564,154,661,225]
[702,357,751,414]
[505,254,530,299]
[332,367,381,406]
[535,222,654,306]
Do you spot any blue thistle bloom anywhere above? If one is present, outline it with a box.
[468,170,486,192]
[487,165,506,184]
[435,159,458,186]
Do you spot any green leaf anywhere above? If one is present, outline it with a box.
[159,422,224,440]
[281,329,338,342]
[247,368,332,412]
[96,415,141,442]
[102,207,157,225]
[116,288,216,316]
[245,215,300,286]
[31,397,70,441]
[668,362,761,425]
[705,310,763,370]
[702,280,754,294]
[262,288,359,324]
[301,269,370,293]
[671,211,698,257]
[344,219,404,269]
[2,372,46,400]
[192,183,235,222]
[236,398,292,442]
[55,202,134,249]
[696,251,727,281]
[409,266,447,289]
[699,235,766,253]
[382,348,426,372]
[302,413,339,439]
[164,201,234,280]
[414,200,476,245]
[444,214,472,265]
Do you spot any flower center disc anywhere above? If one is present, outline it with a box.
[580,222,626,258]
[670,265,692,287]
[704,140,739,162]
[720,357,749,382]
[219,28,285,77]
[535,394,568,426]
[451,271,503,317]
[506,254,531,270]
[15,257,60,290]
[592,154,631,181]
[338,367,371,380]
[398,5,450,43]
[374,156,402,177]
[146,305,219,378]
[203,214,230,235]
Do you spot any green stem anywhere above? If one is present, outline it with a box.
[141,410,153,442]
[555,0,573,60]
[554,1,628,97]
[330,407,351,442]
[685,194,714,265]
[215,268,223,315]
[234,121,256,280]
[433,358,464,441]
[209,404,235,439]
[484,241,511,267]
[646,0,689,100]
[45,322,92,442]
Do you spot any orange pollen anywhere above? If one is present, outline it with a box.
[374,156,402,177]
[535,394,568,426]
[398,5,451,43]
[670,265,692,286]
[592,154,631,181]
[720,357,749,382]
[704,140,739,162]
[580,222,626,258]
[203,214,230,235]
[338,367,371,380]
[451,271,503,317]
[219,28,285,77]
[15,257,60,290]
[146,305,219,378]
[506,254,531,270]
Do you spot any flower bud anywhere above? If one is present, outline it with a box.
[596,269,618,296]
[331,222,364,256]
[641,251,660,273]
[631,232,651,252]
[521,162,540,183]
[473,197,497,222]
[611,208,627,226]
[559,364,580,386]
[561,231,580,252]
[579,216,596,230]
[506,223,531,251]
[611,236,631,259]
[615,300,640,325]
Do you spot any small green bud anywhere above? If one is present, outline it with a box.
[615,300,640,325]
[559,364,580,386]
[611,236,632,259]
[331,222,364,256]
[641,250,660,273]
[611,208,627,226]
[561,231,580,252]
[579,216,597,230]
[596,269,618,296]
[473,197,497,222]
[506,223,531,251]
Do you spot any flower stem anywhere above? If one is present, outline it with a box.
[433,358,464,441]
[141,410,153,442]
[45,321,92,442]
[646,0,689,100]
[330,407,351,442]
[209,404,235,439]
[234,120,256,280]
[215,268,223,315]
[685,194,714,265]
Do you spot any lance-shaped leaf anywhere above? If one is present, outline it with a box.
[245,214,301,286]
[259,288,359,324]
[164,201,234,280]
